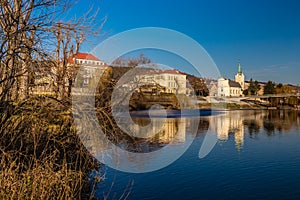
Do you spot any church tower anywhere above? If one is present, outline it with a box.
[235,62,245,90]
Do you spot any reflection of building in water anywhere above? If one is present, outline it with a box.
[130,118,186,144]
[153,118,186,144]
[209,111,245,150]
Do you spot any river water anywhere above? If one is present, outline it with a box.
[95,110,300,200]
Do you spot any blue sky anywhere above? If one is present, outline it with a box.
[69,0,300,84]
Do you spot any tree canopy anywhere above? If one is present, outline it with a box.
[264,81,276,94]
[243,78,260,95]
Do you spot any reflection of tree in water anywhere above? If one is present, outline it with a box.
[264,110,300,135]
[197,119,210,135]
[97,115,187,153]
[263,120,276,136]
[242,110,300,136]
[243,119,260,137]
[95,112,207,154]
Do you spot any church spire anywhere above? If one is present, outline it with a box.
[238,62,242,75]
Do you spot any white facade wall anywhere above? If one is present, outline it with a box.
[218,78,230,97]
[136,71,187,94]
[218,78,242,97]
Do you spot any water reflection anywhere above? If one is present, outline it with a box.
[89,110,300,166]
[208,111,245,150]
[131,118,186,144]
[207,110,300,151]
[103,110,300,154]
[96,110,300,199]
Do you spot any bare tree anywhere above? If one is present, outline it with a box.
[0,0,104,102]
[112,53,152,67]
[52,9,104,99]
[0,0,70,102]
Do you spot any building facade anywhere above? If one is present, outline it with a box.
[67,52,107,86]
[217,63,245,97]
[135,69,187,94]
[218,78,242,97]
[33,52,107,96]
[68,52,105,66]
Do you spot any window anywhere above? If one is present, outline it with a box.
[83,78,89,85]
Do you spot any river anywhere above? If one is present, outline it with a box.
[94,110,300,199]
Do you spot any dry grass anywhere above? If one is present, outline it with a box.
[0,96,101,199]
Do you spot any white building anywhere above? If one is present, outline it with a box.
[68,52,105,66]
[217,63,245,97]
[218,78,242,97]
[135,69,187,94]
[67,52,108,86]
[33,52,106,95]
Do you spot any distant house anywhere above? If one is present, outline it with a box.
[33,52,107,96]
[67,52,107,87]
[67,52,105,66]
[218,78,242,97]
[135,69,187,94]
[206,79,218,96]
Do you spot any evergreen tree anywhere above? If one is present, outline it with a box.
[243,89,249,96]
[247,78,261,95]
[254,80,261,94]
[264,81,276,94]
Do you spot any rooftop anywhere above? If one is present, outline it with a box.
[228,79,242,88]
[67,52,101,64]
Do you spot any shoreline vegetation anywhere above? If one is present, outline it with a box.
[0,97,101,199]
[0,0,110,198]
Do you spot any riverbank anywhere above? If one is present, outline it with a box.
[129,108,222,118]
[199,102,300,111]
[128,103,299,118]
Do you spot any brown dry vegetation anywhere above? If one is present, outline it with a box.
[0,97,101,199]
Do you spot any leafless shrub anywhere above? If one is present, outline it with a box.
[0,97,101,199]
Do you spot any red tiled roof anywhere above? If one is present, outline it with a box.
[67,52,101,64]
